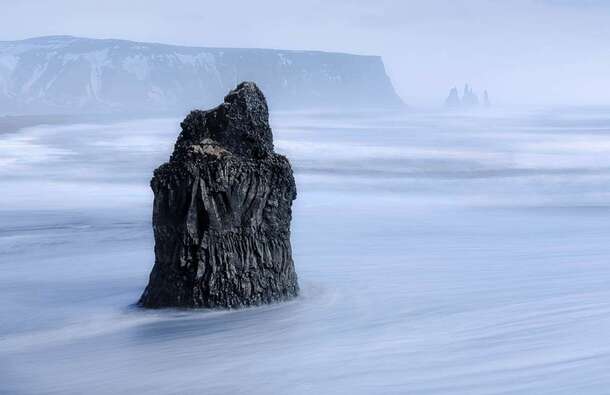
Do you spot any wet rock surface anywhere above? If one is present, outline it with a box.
[139,82,299,308]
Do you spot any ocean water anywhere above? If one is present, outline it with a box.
[1,109,610,394]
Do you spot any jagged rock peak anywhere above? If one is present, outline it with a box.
[445,87,461,108]
[173,81,274,160]
[462,83,479,107]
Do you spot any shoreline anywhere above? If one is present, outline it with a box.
[0,114,79,136]
[0,112,184,136]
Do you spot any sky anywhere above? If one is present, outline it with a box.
[0,0,609,107]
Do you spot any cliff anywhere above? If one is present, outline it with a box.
[0,36,403,114]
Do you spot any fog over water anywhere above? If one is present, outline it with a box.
[2,109,610,394]
[3,0,610,106]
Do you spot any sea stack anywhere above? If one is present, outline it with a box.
[444,87,461,109]
[139,81,299,309]
[462,84,479,108]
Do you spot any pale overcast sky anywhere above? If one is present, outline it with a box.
[1,0,609,107]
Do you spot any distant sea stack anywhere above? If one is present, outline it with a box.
[444,84,490,110]
[483,90,491,108]
[444,87,461,109]
[139,81,299,309]
[0,36,403,114]
[461,84,479,108]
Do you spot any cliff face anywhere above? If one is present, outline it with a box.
[0,36,403,114]
[139,81,298,309]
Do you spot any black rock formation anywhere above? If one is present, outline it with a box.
[139,81,299,309]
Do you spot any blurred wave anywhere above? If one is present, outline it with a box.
[2,109,610,394]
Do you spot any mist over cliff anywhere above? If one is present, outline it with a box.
[0,36,403,115]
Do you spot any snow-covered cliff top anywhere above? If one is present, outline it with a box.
[0,36,403,114]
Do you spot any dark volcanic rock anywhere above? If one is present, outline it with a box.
[139,81,299,309]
